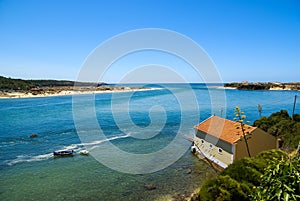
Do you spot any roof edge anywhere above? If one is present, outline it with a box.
[194,115,215,130]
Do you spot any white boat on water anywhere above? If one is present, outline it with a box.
[79,150,89,155]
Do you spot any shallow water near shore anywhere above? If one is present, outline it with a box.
[1,84,299,200]
[1,150,215,200]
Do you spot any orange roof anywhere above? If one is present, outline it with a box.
[194,115,256,144]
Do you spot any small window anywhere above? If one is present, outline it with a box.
[201,140,204,144]
[218,148,223,154]
[209,144,213,148]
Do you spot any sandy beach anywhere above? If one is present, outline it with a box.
[0,87,162,99]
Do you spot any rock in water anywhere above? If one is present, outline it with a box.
[144,184,156,190]
[186,169,192,174]
[29,133,38,138]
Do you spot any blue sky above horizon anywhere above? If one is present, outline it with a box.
[0,0,299,83]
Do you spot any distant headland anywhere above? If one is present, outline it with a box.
[0,76,157,99]
[224,81,300,91]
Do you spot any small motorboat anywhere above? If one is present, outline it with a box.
[53,150,74,157]
[79,150,89,155]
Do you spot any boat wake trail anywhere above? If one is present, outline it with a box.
[6,153,54,166]
[4,134,130,166]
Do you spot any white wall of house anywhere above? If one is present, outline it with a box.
[194,137,233,168]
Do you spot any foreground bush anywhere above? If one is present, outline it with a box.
[220,158,263,187]
[191,150,292,201]
[252,156,300,201]
[254,149,288,162]
[221,150,288,187]
[192,175,250,201]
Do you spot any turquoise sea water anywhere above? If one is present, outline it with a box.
[1,84,299,200]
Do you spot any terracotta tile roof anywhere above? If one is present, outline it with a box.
[194,115,256,144]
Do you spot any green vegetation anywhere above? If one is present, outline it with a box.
[191,150,299,201]
[253,156,300,201]
[0,75,104,91]
[221,150,288,188]
[221,158,263,187]
[195,175,251,201]
[0,75,34,90]
[253,110,300,152]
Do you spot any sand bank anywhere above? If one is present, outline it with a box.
[0,87,162,99]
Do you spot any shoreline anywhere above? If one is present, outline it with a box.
[0,87,162,99]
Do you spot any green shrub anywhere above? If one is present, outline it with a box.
[293,114,300,122]
[255,149,288,164]
[197,175,250,201]
[252,156,300,201]
[221,157,264,187]
[192,150,291,201]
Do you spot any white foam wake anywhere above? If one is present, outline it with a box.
[5,134,130,166]
[82,134,130,146]
[6,153,53,166]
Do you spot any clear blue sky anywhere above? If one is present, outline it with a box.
[0,0,299,83]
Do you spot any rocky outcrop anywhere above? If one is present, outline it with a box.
[224,82,300,90]
[29,133,38,138]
